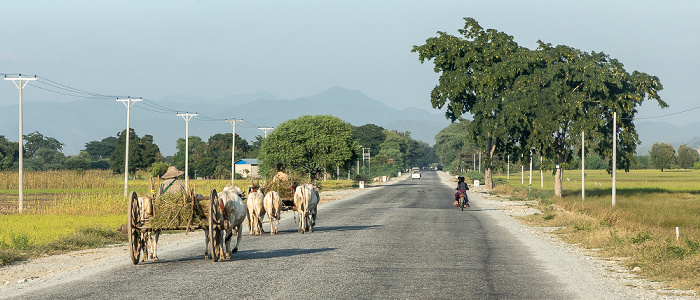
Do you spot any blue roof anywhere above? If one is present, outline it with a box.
[235,158,260,165]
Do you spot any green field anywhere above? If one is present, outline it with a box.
[492,168,700,292]
[0,170,355,266]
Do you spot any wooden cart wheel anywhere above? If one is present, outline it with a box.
[209,189,221,262]
[128,191,141,265]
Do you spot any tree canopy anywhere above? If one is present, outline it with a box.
[352,124,386,156]
[434,119,477,172]
[413,17,667,195]
[649,142,675,171]
[259,115,357,180]
[110,129,163,174]
[677,145,699,169]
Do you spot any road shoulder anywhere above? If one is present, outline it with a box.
[438,171,697,299]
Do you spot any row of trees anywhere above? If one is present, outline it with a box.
[258,115,434,180]
[413,18,667,196]
[649,143,700,171]
[0,115,435,181]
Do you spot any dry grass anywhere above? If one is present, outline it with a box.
[501,169,700,292]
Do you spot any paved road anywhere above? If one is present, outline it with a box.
[10,171,575,299]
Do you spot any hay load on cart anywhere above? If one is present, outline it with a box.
[127,174,231,264]
[261,165,300,208]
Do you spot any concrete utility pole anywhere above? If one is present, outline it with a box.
[226,119,244,185]
[507,155,510,180]
[258,127,273,138]
[117,97,142,197]
[529,150,533,191]
[581,131,585,201]
[5,74,37,213]
[612,112,617,207]
[362,148,370,174]
[178,113,198,191]
[540,155,543,188]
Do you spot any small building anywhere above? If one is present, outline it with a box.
[235,158,260,178]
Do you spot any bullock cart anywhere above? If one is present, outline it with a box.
[126,184,230,265]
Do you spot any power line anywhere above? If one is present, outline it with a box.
[633,105,700,120]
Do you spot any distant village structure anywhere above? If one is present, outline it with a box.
[235,158,259,178]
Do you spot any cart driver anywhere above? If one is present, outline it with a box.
[271,162,289,183]
[159,166,186,195]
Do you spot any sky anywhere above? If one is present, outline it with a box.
[2,1,699,134]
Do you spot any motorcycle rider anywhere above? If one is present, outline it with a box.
[453,176,469,207]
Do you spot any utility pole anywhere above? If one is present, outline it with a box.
[226,119,244,185]
[357,145,362,175]
[582,131,585,201]
[362,147,370,174]
[612,112,617,207]
[4,74,37,213]
[507,155,510,180]
[528,150,533,192]
[258,127,273,138]
[117,97,142,196]
[177,113,198,191]
[479,151,482,173]
[540,155,543,188]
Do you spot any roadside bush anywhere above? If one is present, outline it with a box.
[465,170,484,182]
[353,174,371,184]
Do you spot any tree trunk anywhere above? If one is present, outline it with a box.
[554,168,563,197]
[485,167,493,189]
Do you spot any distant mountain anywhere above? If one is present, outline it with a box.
[635,121,700,154]
[2,89,696,157]
[0,87,449,156]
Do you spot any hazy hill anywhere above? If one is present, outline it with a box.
[0,87,449,156]
[1,89,697,157]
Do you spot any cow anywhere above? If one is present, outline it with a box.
[246,185,265,236]
[205,186,248,260]
[293,184,319,233]
[263,191,282,235]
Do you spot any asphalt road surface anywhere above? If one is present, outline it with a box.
[10,171,575,299]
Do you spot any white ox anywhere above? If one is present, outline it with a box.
[246,186,265,236]
[205,186,248,260]
[293,184,319,233]
[263,191,282,235]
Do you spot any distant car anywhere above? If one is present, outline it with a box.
[411,170,421,179]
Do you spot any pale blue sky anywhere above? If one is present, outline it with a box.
[2,0,699,125]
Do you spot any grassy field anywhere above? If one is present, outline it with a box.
[0,170,355,265]
[491,168,700,292]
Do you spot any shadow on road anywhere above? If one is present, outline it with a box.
[227,247,337,261]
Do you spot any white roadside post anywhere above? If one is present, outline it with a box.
[117,97,142,197]
[178,113,198,191]
[4,74,37,213]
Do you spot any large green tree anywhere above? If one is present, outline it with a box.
[110,129,163,174]
[259,115,357,180]
[0,135,19,171]
[414,18,667,195]
[677,145,699,169]
[649,142,675,171]
[413,18,527,189]
[516,42,665,196]
[434,119,477,172]
[23,131,63,157]
[84,137,119,160]
[352,124,386,156]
